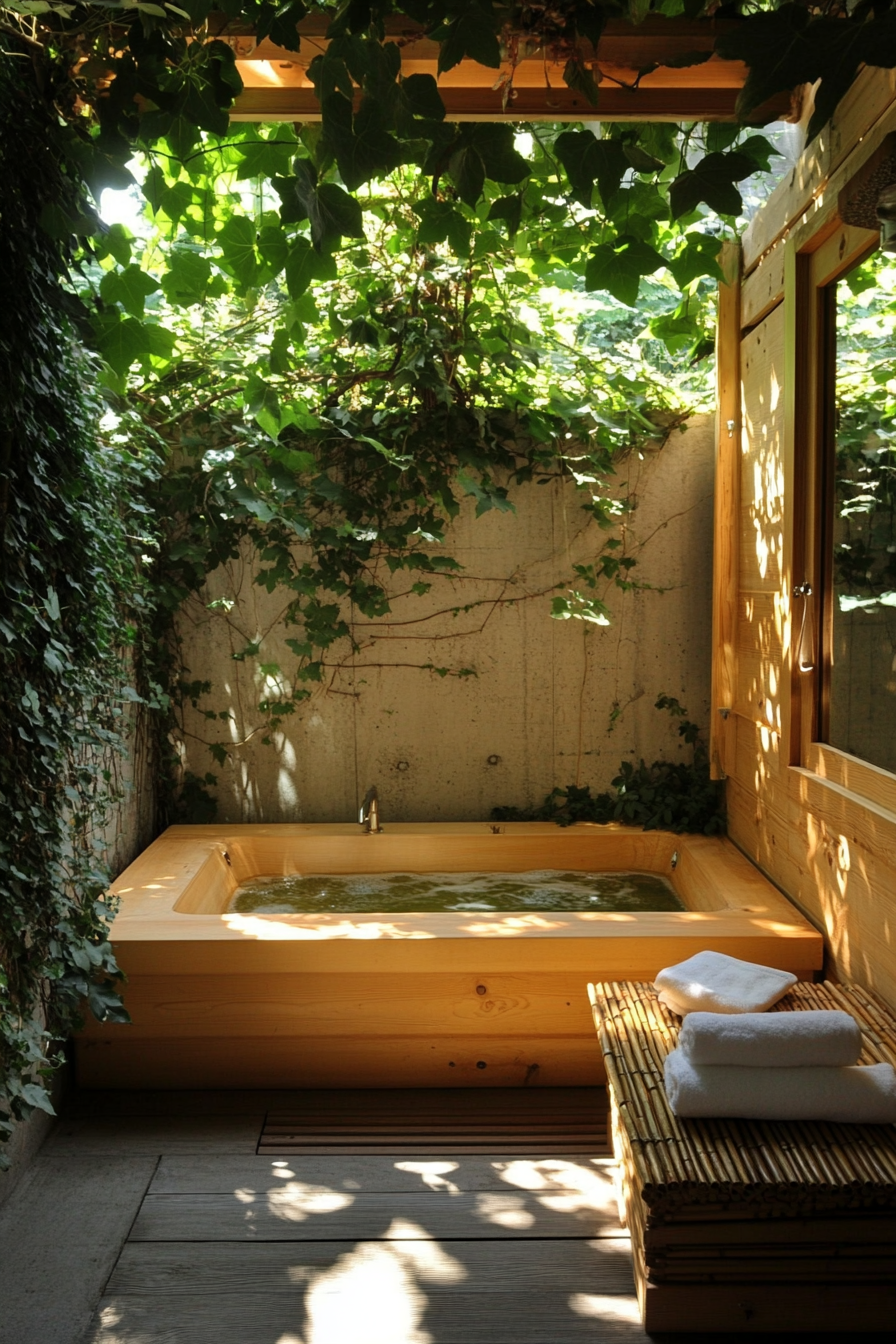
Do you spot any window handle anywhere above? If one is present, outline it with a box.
[793,582,815,673]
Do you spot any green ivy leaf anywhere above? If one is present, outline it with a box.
[623,143,665,175]
[235,131,298,181]
[448,146,485,208]
[99,265,160,318]
[563,57,600,107]
[705,123,742,154]
[648,304,701,355]
[260,0,308,52]
[160,249,212,307]
[93,313,152,375]
[554,132,627,210]
[284,237,336,296]
[399,73,445,122]
[488,193,523,238]
[102,223,133,268]
[217,215,259,287]
[715,5,817,122]
[321,93,402,191]
[737,135,780,175]
[293,158,365,251]
[251,224,284,280]
[472,124,531,185]
[668,151,755,221]
[585,236,666,307]
[667,233,724,289]
[436,2,501,73]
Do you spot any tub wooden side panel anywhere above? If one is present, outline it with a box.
[74,1033,605,1090]
[80,972,602,1040]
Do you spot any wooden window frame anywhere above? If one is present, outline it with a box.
[785,214,896,813]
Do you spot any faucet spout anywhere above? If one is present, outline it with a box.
[359,785,383,834]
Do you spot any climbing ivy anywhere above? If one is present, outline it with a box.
[0,55,162,1166]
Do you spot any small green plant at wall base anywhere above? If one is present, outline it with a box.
[492,696,724,834]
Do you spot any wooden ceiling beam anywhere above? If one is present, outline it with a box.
[220,16,795,124]
[230,85,765,125]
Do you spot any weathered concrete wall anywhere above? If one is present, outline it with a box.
[175,415,715,823]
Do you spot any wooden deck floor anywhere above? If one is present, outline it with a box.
[1,1087,888,1342]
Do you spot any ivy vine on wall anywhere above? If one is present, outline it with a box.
[0,56,162,1166]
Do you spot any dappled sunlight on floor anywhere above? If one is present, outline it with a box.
[303,1222,466,1344]
[495,1157,618,1215]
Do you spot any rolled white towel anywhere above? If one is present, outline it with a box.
[663,1048,896,1123]
[678,1009,862,1068]
[654,949,797,1016]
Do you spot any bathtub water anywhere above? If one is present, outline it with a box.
[229,869,685,915]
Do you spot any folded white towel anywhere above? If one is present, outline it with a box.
[663,1048,896,1123]
[654,950,797,1016]
[678,1009,862,1068]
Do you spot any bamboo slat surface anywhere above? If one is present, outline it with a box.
[590,979,896,1223]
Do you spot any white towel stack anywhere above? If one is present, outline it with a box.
[656,952,896,1123]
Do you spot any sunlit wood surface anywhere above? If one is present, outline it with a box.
[60,1086,665,1344]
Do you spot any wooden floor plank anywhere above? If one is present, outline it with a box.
[131,1188,625,1241]
[84,1290,647,1343]
[150,1153,618,1196]
[106,1237,636,1296]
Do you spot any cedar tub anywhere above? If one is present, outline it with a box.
[75,822,823,1089]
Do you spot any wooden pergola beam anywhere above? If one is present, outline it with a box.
[221,17,795,124]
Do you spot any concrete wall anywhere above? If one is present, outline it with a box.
[174,415,715,823]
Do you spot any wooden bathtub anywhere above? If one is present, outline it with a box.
[75,822,823,1089]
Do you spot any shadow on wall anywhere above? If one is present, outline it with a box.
[176,415,715,822]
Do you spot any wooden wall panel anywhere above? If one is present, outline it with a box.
[731,110,896,1008]
[741,240,785,330]
[733,591,785,733]
[710,242,741,778]
[739,312,786,594]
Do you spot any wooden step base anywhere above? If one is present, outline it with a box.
[642,1279,896,1333]
[258,1085,610,1155]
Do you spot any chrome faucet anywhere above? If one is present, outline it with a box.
[359,784,383,834]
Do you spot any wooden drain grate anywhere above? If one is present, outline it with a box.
[259,1086,610,1156]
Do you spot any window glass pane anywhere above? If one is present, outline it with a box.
[829,250,896,773]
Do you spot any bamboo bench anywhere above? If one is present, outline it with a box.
[589,978,896,1333]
